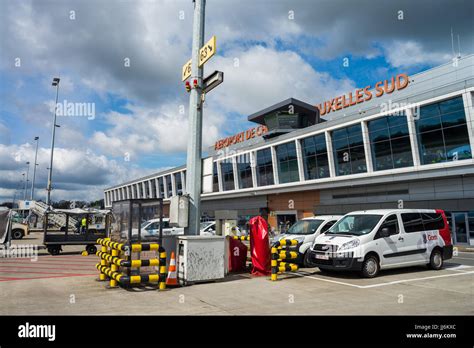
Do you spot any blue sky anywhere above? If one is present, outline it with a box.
[0,0,472,203]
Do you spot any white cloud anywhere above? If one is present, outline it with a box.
[383,40,452,68]
[206,45,355,115]
[0,143,153,202]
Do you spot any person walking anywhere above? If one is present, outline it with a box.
[81,216,87,234]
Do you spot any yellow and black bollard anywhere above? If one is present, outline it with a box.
[270,239,300,281]
[109,248,119,288]
[158,246,167,291]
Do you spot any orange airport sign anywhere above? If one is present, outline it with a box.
[316,73,410,116]
[214,125,268,150]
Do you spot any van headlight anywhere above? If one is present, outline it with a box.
[339,239,360,251]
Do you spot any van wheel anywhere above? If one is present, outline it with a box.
[428,249,443,270]
[12,229,24,240]
[360,255,380,278]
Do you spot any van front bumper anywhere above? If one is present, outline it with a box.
[308,250,363,271]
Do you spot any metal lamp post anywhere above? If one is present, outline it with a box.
[31,136,39,200]
[46,77,60,207]
[24,162,30,201]
[184,0,206,235]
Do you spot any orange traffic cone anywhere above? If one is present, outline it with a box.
[166,251,178,286]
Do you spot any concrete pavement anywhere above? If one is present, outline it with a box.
[0,232,473,315]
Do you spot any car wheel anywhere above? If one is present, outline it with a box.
[360,255,380,278]
[303,251,316,268]
[428,249,443,270]
[12,229,24,240]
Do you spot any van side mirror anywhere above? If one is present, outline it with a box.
[380,227,391,238]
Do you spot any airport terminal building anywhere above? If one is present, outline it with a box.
[104,55,474,246]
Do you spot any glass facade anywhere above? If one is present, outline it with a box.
[212,162,219,192]
[332,124,367,176]
[301,133,330,180]
[165,175,173,197]
[158,177,165,198]
[220,158,235,191]
[237,153,253,189]
[106,93,472,206]
[276,141,299,183]
[256,148,274,186]
[416,96,472,164]
[368,114,413,171]
[174,172,183,195]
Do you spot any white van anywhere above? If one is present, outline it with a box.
[273,216,342,267]
[308,209,453,277]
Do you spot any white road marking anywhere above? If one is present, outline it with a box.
[452,257,474,261]
[291,270,474,289]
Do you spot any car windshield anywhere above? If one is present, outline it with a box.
[200,222,213,230]
[326,214,382,236]
[284,219,324,235]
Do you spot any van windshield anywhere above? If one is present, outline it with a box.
[326,214,382,236]
[285,219,324,235]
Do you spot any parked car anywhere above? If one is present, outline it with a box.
[273,215,342,267]
[308,209,453,278]
[200,221,216,235]
[12,222,29,240]
[139,218,184,237]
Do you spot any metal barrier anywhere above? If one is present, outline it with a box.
[271,239,299,281]
[96,238,167,290]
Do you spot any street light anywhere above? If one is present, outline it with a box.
[31,136,39,200]
[46,77,60,207]
[24,162,30,201]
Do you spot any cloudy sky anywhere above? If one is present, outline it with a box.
[0,0,473,203]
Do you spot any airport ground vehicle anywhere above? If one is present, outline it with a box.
[43,209,111,255]
[308,209,453,278]
[11,222,29,240]
[273,216,342,267]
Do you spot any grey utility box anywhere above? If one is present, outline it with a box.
[169,195,189,228]
[177,235,225,286]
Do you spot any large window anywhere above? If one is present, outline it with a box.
[145,181,150,198]
[174,172,183,195]
[220,158,235,191]
[237,153,253,189]
[301,133,330,180]
[416,96,471,164]
[158,177,165,198]
[151,180,157,198]
[368,114,413,171]
[276,142,299,183]
[165,175,173,197]
[256,148,274,186]
[212,162,219,192]
[332,124,367,176]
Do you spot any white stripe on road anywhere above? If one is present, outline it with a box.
[292,270,474,289]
